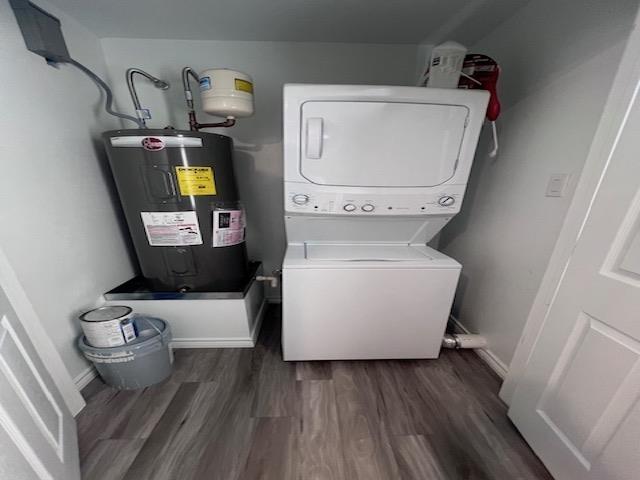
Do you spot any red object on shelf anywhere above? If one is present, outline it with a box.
[458,54,501,121]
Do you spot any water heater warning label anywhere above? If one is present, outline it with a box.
[212,209,245,247]
[175,166,217,196]
[140,211,203,246]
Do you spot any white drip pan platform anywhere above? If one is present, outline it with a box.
[103,262,266,348]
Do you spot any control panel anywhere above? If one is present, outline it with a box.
[285,185,465,216]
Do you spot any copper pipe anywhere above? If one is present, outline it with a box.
[191,117,236,130]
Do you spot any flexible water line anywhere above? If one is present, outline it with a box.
[182,66,199,110]
[126,68,170,127]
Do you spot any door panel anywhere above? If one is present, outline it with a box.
[509,51,640,480]
[1,316,64,459]
[535,313,640,468]
[589,398,640,480]
[0,424,41,480]
[300,101,468,187]
[0,286,80,480]
[604,191,640,284]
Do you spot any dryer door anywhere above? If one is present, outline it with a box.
[300,101,469,187]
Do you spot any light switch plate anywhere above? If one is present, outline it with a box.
[546,173,570,197]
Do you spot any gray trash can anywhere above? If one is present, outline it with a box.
[78,316,173,389]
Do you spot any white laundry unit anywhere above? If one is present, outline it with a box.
[282,84,489,360]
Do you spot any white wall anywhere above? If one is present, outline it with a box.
[0,0,136,381]
[439,0,639,370]
[100,39,418,298]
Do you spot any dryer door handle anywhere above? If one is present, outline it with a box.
[305,117,324,159]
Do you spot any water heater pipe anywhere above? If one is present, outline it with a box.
[255,275,279,288]
[181,66,237,131]
[126,68,170,128]
[182,67,199,111]
[255,269,282,288]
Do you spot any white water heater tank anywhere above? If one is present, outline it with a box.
[199,68,254,118]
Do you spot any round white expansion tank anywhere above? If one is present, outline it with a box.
[199,69,254,118]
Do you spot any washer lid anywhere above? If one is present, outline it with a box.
[306,244,433,261]
[284,243,461,269]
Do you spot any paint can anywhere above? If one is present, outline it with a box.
[79,306,137,348]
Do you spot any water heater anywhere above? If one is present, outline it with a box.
[199,68,254,119]
[103,129,248,292]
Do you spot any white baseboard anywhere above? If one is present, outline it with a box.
[73,365,97,391]
[171,338,256,348]
[449,315,508,379]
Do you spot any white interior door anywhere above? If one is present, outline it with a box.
[0,282,80,479]
[508,71,640,479]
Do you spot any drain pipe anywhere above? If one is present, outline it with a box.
[442,333,487,349]
[255,269,282,288]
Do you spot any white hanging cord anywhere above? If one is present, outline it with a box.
[459,71,482,86]
[488,121,499,158]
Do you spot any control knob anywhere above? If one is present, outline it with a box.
[292,194,310,205]
[361,204,375,212]
[438,195,455,207]
[343,203,357,212]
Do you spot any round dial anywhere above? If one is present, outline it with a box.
[292,194,310,205]
[361,204,375,212]
[438,195,455,207]
[343,203,357,212]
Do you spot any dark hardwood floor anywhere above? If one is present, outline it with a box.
[77,305,552,480]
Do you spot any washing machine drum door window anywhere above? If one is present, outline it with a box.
[299,101,468,188]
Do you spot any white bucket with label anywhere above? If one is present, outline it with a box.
[79,306,137,348]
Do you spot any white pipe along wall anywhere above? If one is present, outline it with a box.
[438,0,639,374]
[0,0,136,386]
[99,39,418,300]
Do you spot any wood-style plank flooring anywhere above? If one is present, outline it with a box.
[78,305,552,480]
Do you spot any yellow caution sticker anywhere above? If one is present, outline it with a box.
[175,166,216,196]
[234,78,254,93]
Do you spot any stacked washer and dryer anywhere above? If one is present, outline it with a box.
[282,84,489,360]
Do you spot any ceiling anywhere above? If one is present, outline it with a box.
[47,0,529,44]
